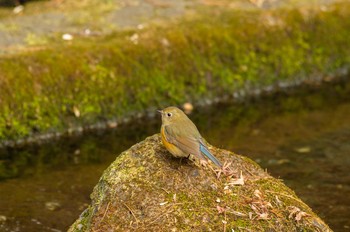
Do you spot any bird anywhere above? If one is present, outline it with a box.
[159,106,222,167]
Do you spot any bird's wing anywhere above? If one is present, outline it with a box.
[164,125,201,157]
[164,125,222,167]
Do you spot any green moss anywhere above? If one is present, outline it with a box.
[1,2,350,141]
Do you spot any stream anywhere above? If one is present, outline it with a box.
[0,79,350,231]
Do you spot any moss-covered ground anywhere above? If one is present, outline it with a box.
[1,1,350,142]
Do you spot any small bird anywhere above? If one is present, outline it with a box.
[159,106,222,167]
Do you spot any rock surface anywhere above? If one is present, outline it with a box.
[68,134,331,231]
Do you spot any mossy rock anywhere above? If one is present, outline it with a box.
[68,134,331,231]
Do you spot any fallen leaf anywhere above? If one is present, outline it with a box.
[275,196,282,207]
[295,211,309,221]
[73,106,80,117]
[254,189,262,199]
[228,171,244,186]
[288,206,310,222]
[217,205,226,214]
[258,212,269,220]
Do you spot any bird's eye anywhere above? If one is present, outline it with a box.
[167,113,172,117]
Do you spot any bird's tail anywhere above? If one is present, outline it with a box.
[200,143,222,167]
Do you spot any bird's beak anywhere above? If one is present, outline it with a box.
[157,110,163,114]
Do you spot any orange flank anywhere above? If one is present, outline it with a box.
[161,127,183,157]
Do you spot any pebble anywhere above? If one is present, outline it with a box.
[183,102,193,114]
[62,34,73,41]
[0,215,7,222]
[45,201,61,211]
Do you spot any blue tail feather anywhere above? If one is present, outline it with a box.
[200,144,222,167]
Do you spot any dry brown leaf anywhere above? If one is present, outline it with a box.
[275,195,282,207]
[288,206,310,222]
[227,171,244,186]
[295,211,309,221]
[217,205,226,214]
[254,189,262,199]
[258,212,269,220]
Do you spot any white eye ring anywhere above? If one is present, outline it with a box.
[167,112,172,117]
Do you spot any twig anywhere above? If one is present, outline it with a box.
[99,202,111,225]
[122,202,139,224]
[146,204,175,225]
[265,190,309,207]
[223,211,227,232]
[160,188,170,194]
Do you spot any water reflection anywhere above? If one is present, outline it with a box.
[0,122,159,232]
[1,79,350,231]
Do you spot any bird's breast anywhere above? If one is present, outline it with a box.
[161,126,187,158]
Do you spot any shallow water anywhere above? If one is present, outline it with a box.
[1,79,350,231]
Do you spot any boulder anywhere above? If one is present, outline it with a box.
[69,134,331,231]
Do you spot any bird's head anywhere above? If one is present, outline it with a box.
[158,106,185,126]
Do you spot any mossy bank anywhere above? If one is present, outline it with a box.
[1,2,350,142]
[68,134,331,231]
